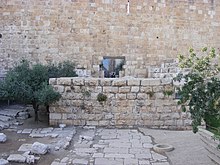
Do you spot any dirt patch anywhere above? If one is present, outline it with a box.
[0,107,70,165]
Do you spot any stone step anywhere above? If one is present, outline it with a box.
[207,152,220,165]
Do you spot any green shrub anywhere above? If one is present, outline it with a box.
[175,47,220,133]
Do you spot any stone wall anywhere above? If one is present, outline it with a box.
[49,77,191,129]
[1,0,220,77]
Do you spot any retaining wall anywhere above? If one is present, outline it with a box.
[49,77,191,129]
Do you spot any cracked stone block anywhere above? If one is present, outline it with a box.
[7,154,26,163]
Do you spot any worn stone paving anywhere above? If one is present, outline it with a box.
[0,105,30,131]
[51,127,170,165]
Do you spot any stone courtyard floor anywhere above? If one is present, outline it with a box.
[51,127,169,165]
[0,106,217,165]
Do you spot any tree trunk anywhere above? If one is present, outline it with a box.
[33,102,39,122]
[46,105,49,113]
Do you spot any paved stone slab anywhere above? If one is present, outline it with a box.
[95,158,123,165]
[18,144,32,152]
[29,133,45,138]
[50,128,170,165]
[151,151,167,161]
[103,147,129,154]
[72,158,88,164]
[139,128,215,165]
[51,162,66,165]
[124,158,138,165]
[22,129,32,134]
[41,127,54,134]
[151,162,170,165]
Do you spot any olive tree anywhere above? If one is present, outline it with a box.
[0,60,61,121]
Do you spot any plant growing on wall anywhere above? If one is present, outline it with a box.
[163,89,174,96]
[175,47,220,133]
[146,91,154,98]
[97,93,107,104]
[81,89,91,109]
[0,60,61,122]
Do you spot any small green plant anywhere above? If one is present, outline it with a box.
[146,91,154,98]
[163,90,174,96]
[81,89,91,109]
[212,134,220,149]
[97,93,107,103]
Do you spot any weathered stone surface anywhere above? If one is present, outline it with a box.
[50,77,191,129]
[0,115,12,122]
[141,78,161,86]
[0,133,7,143]
[25,155,35,164]
[57,78,72,86]
[0,158,9,165]
[31,142,48,155]
[18,144,32,152]
[7,154,26,163]
[112,79,127,86]
[127,79,140,86]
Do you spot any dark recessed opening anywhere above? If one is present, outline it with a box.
[156,36,159,39]
[101,56,125,78]
[0,34,2,38]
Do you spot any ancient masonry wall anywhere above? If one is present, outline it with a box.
[49,77,191,129]
[1,0,220,78]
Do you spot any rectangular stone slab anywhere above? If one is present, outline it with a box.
[18,144,32,152]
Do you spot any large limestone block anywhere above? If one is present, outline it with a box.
[119,86,130,93]
[127,79,140,86]
[50,113,62,120]
[0,133,7,143]
[49,78,57,85]
[0,158,9,165]
[7,154,26,163]
[72,78,85,86]
[141,78,161,86]
[112,79,127,86]
[31,142,48,155]
[57,78,71,85]
[103,86,118,93]
[85,78,99,86]
[100,79,113,86]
